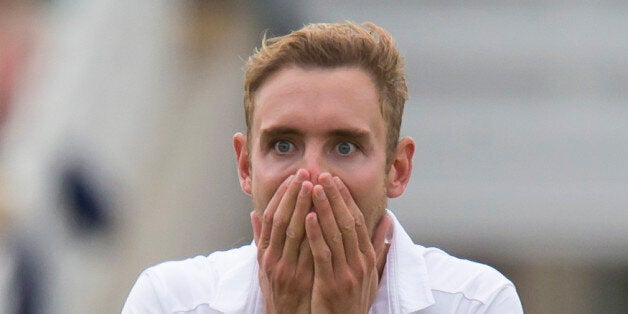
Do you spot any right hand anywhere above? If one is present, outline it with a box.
[251,169,314,313]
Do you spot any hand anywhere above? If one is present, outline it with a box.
[251,169,315,314]
[305,173,392,314]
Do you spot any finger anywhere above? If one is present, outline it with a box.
[251,210,261,246]
[296,238,314,280]
[282,179,313,264]
[268,169,308,259]
[322,175,360,268]
[312,183,347,269]
[372,213,392,273]
[334,176,360,218]
[334,177,371,256]
[305,212,333,280]
[259,174,293,259]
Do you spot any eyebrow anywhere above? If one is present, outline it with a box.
[259,127,303,145]
[328,129,370,143]
[259,126,371,146]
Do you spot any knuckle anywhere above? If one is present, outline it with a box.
[354,211,366,225]
[261,261,273,277]
[353,212,366,228]
[285,226,299,240]
[261,253,273,266]
[263,210,274,225]
[365,250,376,267]
[257,253,263,264]
[339,218,355,233]
[338,274,357,292]
[272,215,289,230]
[314,248,332,264]
[329,232,342,244]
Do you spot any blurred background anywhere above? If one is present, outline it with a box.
[0,0,626,313]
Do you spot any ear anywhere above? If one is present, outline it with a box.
[233,132,252,195]
[386,137,415,198]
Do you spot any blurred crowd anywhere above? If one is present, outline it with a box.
[1,1,41,310]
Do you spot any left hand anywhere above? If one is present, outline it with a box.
[305,173,392,314]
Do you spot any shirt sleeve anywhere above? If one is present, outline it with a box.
[121,271,166,314]
[482,284,524,314]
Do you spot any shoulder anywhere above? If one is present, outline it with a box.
[122,244,256,313]
[423,247,512,299]
[421,247,523,313]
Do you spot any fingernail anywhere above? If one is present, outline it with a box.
[322,175,333,187]
[300,182,310,195]
[333,176,342,187]
[296,169,307,182]
[307,212,318,224]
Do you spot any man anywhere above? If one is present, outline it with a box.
[123,22,523,313]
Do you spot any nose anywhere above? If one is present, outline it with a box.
[301,145,329,185]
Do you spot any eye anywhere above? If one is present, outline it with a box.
[335,141,356,155]
[274,140,295,154]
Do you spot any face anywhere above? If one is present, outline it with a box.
[235,66,411,233]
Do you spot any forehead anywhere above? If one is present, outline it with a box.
[252,66,384,137]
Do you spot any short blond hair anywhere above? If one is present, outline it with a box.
[243,22,407,166]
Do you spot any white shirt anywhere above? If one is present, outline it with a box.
[122,211,523,313]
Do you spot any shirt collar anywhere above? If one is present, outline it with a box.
[210,210,435,313]
[380,210,435,312]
